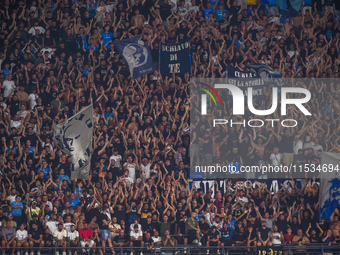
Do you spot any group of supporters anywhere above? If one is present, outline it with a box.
[1,0,340,254]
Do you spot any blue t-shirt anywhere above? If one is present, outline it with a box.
[227,219,236,236]
[38,166,50,179]
[2,69,10,78]
[69,196,81,207]
[11,201,23,216]
[215,9,227,21]
[101,32,114,49]
[209,0,220,6]
[204,8,214,19]
[57,174,71,182]
[88,3,97,18]
[82,69,92,75]
[104,112,113,120]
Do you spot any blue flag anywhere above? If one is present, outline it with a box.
[247,64,281,79]
[113,37,154,79]
[159,40,191,76]
[319,152,340,221]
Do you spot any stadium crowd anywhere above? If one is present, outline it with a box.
[0,0,340,254]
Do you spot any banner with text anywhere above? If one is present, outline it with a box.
[159,40,191,76]
[227,65,265,98]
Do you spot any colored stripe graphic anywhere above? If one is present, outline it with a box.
[200,83,223,106]
[199,88,217,106]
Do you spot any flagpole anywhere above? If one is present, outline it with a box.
[135,79,145,98]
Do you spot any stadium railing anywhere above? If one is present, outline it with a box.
[4,243,340,255]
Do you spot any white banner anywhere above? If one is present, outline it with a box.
[54,105,93,180]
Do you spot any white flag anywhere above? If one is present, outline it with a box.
[54,105,93,180]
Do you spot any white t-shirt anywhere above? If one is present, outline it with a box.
[237,196,249,204]
[152,236,161,245]
[29,93,39,109]
[129,223,142,232]
[0,101,7,110]
[130,230,143,240]
[10,120,22,129]
[110,154,122,167]
[293,140,304,155]
[205,212,215,227]
[3,80,16,98]
[303,142,315,155]
[64,223,74,235]
[53,229,67,241]
[7,195,16,204]
[123,162,136,179]
[270,153,282,166]
[68,230,79,241]
[16,229,28,240]
[17,110,28,119]
[140,163,151,179]
[312,144,323,156]
[122,176,134,187]
[46,221,58,234]
[272,232,282,244]
[28,26,46,36]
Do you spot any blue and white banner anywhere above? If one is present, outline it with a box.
[189,179,303,198]
[159,40,191,76]
[226,65,265,98]
[54,105,93,180]
[247,64,281,79]
[319,152,340,221]
[228,65,259,79]
[113,37,154,79]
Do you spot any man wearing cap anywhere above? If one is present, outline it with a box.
[142,216,153,235]
[27,201,40,222]
[5,213,17,229]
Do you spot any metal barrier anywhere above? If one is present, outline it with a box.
[3,244,340,255]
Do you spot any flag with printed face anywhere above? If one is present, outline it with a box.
[319,152,340,221]
[53,105,93,180]
[113,37,154,79]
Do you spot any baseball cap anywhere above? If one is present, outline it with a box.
[8,213,13,217]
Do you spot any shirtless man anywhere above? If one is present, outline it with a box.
[131,9,145,29]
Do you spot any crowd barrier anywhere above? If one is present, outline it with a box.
[3,244,340,255]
